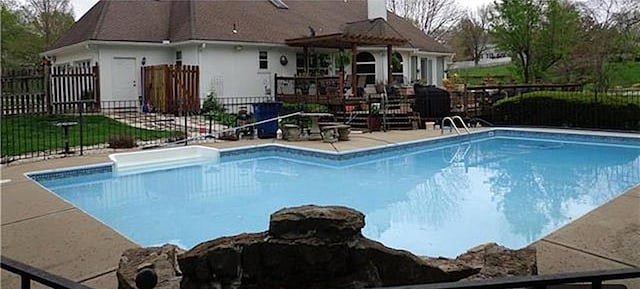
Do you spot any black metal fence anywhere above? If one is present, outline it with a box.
[1,96,273,163]
[3,85,640,163]
[458,85,640,131]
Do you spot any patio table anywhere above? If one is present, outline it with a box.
[300,113,334,140]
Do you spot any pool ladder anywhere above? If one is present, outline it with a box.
[441,116,470,135]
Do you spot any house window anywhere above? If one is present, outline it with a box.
[391,52,404,84]
[410,56,418,82]
[308,52,330,76]
[176,50,182,66]
[421,58,434,85]
[296,52,330,76]
[356,52,376,85]
[259,51,268,69]
[296,53,305,75]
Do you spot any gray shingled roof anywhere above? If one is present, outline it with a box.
[49,0,451,53]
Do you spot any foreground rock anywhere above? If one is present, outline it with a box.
[177,205,469,289]
[422,243,537,281]
[117,205,537,289]
[457,243,537,279]
[117,244,184,289]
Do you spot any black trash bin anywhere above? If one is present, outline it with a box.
[413,84,451,127]
[252,102,282,138]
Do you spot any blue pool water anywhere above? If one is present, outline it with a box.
[33,130,640,257]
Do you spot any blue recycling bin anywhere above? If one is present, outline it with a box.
[252,102,282,138]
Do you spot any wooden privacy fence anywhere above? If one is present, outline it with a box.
[1,66,47,115]
[49,64,100,113]
[143,64,199,115]
[1,63,100,115]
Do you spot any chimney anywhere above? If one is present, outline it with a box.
[367,0,387,21]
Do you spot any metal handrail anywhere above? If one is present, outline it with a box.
[375,267,640,289]
[165,111,304,146]
[4,252,637,289]
[441,117,461,135]
[468,117,495,127]
[1,256,91,289]
[451,116,471,134]
[441,116,470,135]
[213,111,303,137]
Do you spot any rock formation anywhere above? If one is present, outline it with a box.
[117,205,537,289]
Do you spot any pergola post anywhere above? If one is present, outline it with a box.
[387,44,393,85]
[303,46,309,74]
[351,44,357,97]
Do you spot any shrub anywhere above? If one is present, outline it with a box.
[201,91,225,115]
[490,91,640,130]
[108,134,136,149]
[281,102,329,115]
[216,113,238,127]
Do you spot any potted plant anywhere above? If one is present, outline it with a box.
[368,102,382,131]
[334,51,351,74]
[399,95,411,113]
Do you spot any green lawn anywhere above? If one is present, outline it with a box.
[448,64,517,85]
[449,64,515,77]
[1,114,180,156]
[608,61,640,88]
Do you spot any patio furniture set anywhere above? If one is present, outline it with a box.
[281,113,351,143]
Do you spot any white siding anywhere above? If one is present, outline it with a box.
[52,46,96,66]
[97,45,172,102]
[49,42,451,103]
[198,45,297,98]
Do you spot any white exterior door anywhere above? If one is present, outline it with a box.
[112,57,137,101]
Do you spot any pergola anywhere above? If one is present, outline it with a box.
[285,18,408,95]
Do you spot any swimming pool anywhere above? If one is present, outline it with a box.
[29,129,640,257]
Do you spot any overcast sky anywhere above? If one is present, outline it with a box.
[69,0,496,20]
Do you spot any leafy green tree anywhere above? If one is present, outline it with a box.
[490,0,581,83]
[490,0,541,83]
[1,1,43,68]
[532,0,581,80]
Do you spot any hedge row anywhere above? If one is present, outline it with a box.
[489,91,640,130]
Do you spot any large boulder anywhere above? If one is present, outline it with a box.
[177,205,471,289]
[117,244,184,289]
[269,205,365,241]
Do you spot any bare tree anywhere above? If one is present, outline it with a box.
[574,0,640,90]
[387,0,464,41]
[22,0,74,48]
[450,5,492,65]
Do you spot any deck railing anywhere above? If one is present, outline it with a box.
[374,268,640,289]
[4,253,638,289]
[1,256,91,289]
[274,74,344,105]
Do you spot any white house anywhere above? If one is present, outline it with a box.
[44,0,453,104]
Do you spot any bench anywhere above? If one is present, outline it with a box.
[319,123,351,142]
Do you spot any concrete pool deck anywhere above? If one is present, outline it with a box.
[1,129,639,288]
